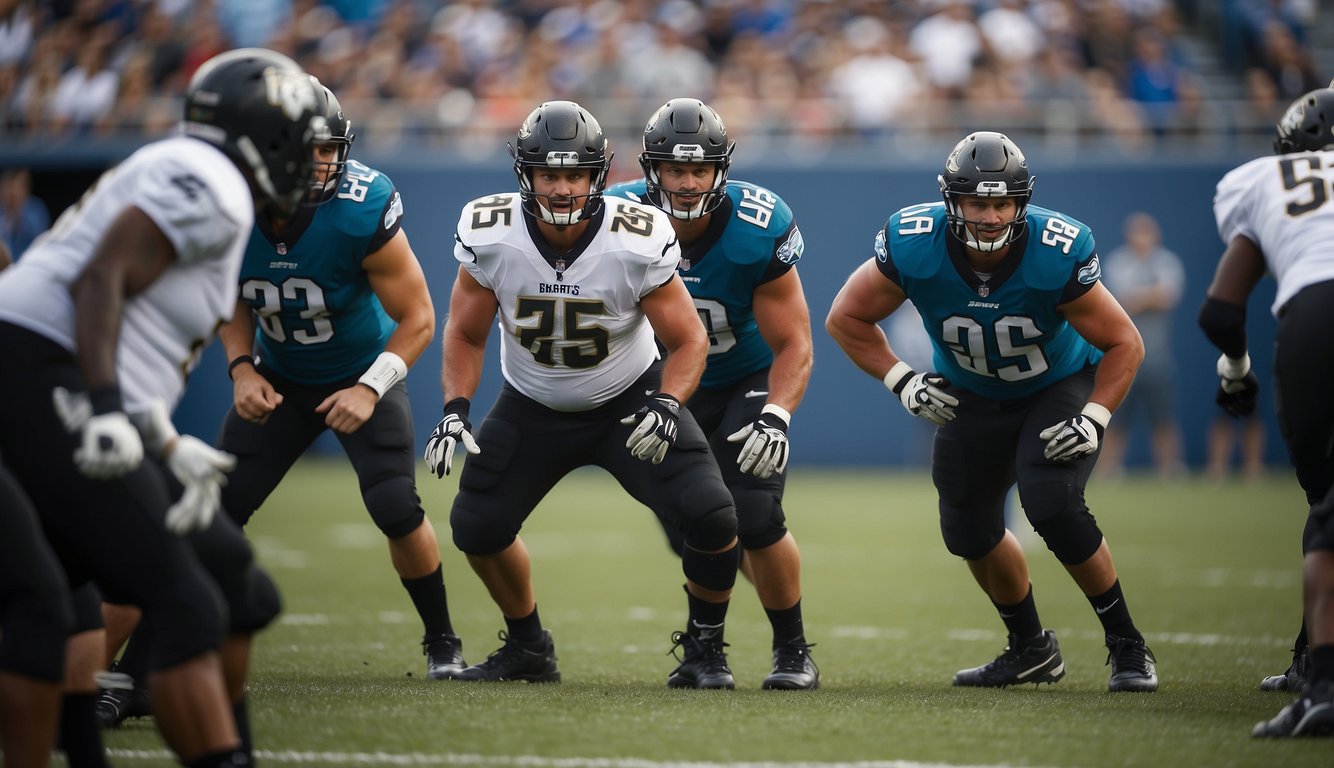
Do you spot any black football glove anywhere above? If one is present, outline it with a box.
[620,393,680,464]
[424,398,480,478]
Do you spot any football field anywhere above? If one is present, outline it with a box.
[102,459,1330,768]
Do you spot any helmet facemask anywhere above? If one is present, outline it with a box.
[938,131,1034,253]
[309,82,354,206]
[510,101,611,227]
[640,98,734,221]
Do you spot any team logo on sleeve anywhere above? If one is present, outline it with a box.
[874,228,888,262]
[1077,254,1101,285]
[777,226,805,265]
[384,191,403,229]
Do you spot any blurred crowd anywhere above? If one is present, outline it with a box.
[0,0,1323,159]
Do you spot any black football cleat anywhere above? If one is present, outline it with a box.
[1105,633,1158,692]
[1259,647,1310,692]
[953,630,1065,688]
[94,684,152,729]
[762,642,819,690]
[422,632,466,680]
[1253,680,1334,738]
[667,631,735,689]
[455,630,560,683]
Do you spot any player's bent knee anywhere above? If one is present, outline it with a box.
[229,566,282,634]
[732,488,787,550]
[1030,512,1103,565]
[142,575,227,671]
[0,593,73,682]
[363,475,424,539]
[941,511,1003,561]
[682,540,742,593]
[680,499,738,553]
[451,500,514,555]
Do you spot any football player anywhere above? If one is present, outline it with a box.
[827,131,1159,693]
[214,79,464,681]
[606,99,818,690]
[425,100,742,688]
[0,48,324,767]
[1204,87,1334,737]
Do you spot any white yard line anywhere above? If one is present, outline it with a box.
[107,751,1032,768]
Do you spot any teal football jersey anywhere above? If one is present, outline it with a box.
[238,159,401,385]
[876,202,1103,399]
[606,179,804,388]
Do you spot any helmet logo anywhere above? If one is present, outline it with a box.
[264,69,318,121]
[671,144,705,161]
[1278,102,1304,137]
[945,147,962,174]
[976,180,1009,196]
[546,150,579,166]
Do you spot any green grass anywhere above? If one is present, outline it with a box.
[102,460,1331,767]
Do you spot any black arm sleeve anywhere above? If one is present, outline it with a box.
[1197,296,1247,358]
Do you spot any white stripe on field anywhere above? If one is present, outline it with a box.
[105,750,1037,768]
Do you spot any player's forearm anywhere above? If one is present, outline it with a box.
[826,314,896,380]
[766,339,813,413]
[218,303,256,362]
[441,334,485,403]
[382,306,434,369]
[70,263,125,391]
[1089,340,1143,413]
[658,334,707,403]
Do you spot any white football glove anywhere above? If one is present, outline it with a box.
[884,362,958,426]
[163,435,236,535]
[726,404,791,479]
[424,398,480,478]
[1039,403,1111,462]
[61,386,144,479]
[620,394,680,464]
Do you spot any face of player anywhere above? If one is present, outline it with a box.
[531,168,593,226]
[959,195,1018,251]
[656,160,718,219]
[312,143,340,188]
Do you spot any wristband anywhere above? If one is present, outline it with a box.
[1217,353,1251,381]
[87,385,124,415]
[760,403,792,428]
[1080,402,1112,430]
[228,355,255,380]
[443,396,471,418]
[357,351,407,398]
[883,361,914,394]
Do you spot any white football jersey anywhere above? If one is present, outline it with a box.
[1214,148,1334,316]
[454,193,680,412]
[0,136,253,412]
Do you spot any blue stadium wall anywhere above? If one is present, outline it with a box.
[14,151,1282,469]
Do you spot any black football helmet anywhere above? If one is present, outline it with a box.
[181,48,326,219]
[1274,88,1334,154]
[309,78,355,205]
[510,101,611,226]
[639,98,734,221]
[937,131,1034,253]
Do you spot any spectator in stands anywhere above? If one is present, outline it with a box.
[1098,212,1186,480]
[0,166,46,259]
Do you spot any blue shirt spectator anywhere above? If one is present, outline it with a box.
[0,167,48,259]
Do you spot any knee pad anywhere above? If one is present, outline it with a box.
[680,500,738,553]
[0,591,73,682]
[732,487,787,550]
[939,504,1005,561]
[229,566,282,634]
[682,541,741,593]
[363,475,425,540]
[69,581,105,634]
[141,567,227,671]
[1021,481,1103,564]
[451,497,515,555]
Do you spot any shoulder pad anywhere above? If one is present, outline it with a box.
[1022,205,1098,291]
[727,180,794,233]
[884,203,949,279]
[456,193,522,248]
